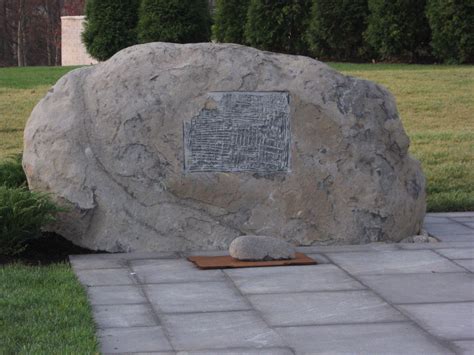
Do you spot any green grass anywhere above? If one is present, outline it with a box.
[0,263,98,354]
[329,62,474,72]
[0,66,82,89]
[328,63,473,212]
[0,64,472,211]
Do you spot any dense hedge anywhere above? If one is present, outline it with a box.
[137,0,211,44]
[307,0,370,61]
[212,0,250,44]
[0,156,61,256]
[244,0,311,55]
[0,154,27,189]
[426,0,474,64]
[82,0,473,63]
[364,0,432,62]
[0,187,62,255]
[82,0,140,61]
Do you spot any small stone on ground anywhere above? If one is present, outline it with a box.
[229,235,296,261]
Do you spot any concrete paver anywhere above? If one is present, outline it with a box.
[162,311,286,350]
[398,302,474,340]
[431,234,474,242]
[276,323,452,354]
[424,223,473,236]
[75,268,135,286]
[455,259,474,272]
[327,249,464,274]
[71,212,474,354]
[453,340,474,355]
[93,304,157,328]
[423,216,453,224]
[399,241,474,249]
[130,259,225,284]
[435,248,474,259]
[69,255,126,270]
[145,281,251,313]
[178,348,294,355]
[225,264,365,294]
[99,326,173,353]
[87,285,147,305]
[359,273,474,304]
[248,290,405,326]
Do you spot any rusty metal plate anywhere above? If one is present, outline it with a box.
[187,253,317,270]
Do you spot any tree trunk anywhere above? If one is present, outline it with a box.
[17,19,23,66]
[16,0,25,66]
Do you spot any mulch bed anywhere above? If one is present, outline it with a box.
[0,232,102,266]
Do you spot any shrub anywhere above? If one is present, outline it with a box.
[365,0,432,62]
[137,0,211,44]
[426,0,474,64]
[0,187,62,255]
[0,154,27,189]
[82,0,140,61]
[212,0,250,44]
[244,0,312,55]
[307,0,370,61]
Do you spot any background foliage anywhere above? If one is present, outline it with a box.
[364,0,432,62]
[137,0,211,44]
[212,0,250,44]
[426,0,474,64]
[1,0,473,65]
[244,0,312,55]
[82,0,140,61]
[307,0,370,61]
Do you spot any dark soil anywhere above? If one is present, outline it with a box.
[0,232,103,266]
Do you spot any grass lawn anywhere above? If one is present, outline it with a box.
[0,263,98,353]
[0,64,473,212]
[332,63,473,212]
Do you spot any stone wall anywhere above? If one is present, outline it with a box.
[61,16,97,66]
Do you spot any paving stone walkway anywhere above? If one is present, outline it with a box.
[70,212,474,354]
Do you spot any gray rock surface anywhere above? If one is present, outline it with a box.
[229,235,296,261]
[23,42,426,252]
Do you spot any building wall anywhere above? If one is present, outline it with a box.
[61,16,97,66]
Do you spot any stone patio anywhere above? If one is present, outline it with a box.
[70,212,474,354]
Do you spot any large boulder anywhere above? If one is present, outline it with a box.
[23,43,426,252]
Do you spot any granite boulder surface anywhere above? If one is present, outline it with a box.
[23,42,426,252]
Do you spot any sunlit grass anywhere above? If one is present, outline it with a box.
[0,66,81,89]
[0,263,98,354]
[0,87,48,157]
[331,63,473,212]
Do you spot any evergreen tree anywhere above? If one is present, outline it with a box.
[426,0,474,64]
[82,0,139,61]
[212,0,250,44]
[137,0,211,44]
[244,0,312,55]
[364,0,432,61]
[307,0,370,61]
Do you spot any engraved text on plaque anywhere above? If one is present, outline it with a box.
[184,92,290,173]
